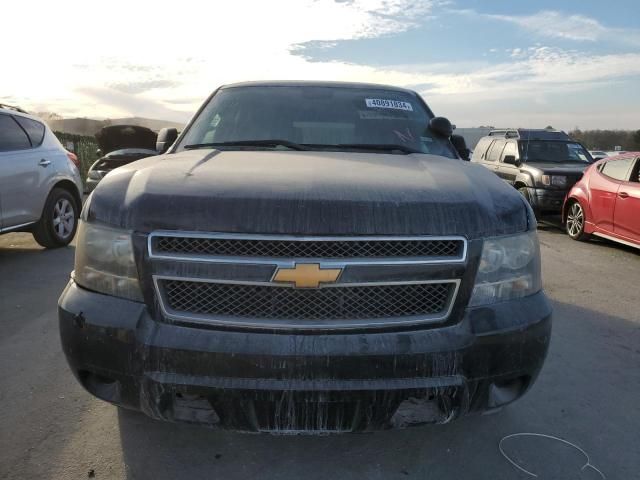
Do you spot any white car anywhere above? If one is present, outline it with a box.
[589,150,609,160]
[0,105,83,247]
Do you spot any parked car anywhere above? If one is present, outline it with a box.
[0,105,83,247]
[589,150,609,160]
[59,81,551,433]
[85,125,157,193]
[471,129,594,217]
[563,152,640,248]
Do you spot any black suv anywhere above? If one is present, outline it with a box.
[471,129,593,216]
[59,82,551,433]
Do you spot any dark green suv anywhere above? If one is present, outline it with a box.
[471,129,594,216]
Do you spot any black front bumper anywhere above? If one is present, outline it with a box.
[529,188,567,214]
[59,282,551,433]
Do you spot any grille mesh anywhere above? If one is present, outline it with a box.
[154,236,463,259]
[162,280,453,321]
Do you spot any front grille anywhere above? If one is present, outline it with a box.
[161,280,453,321]
[153,236,463,259]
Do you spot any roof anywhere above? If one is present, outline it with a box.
[488,128,571,141]
[0,103,29,114]
[220,80,416,94]
[0,105,41,121]
[603,151,640,159]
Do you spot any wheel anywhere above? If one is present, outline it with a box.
[32,188,79,248]
[517,186,532,203]
[517,186,539,219]
[565,200,590,241]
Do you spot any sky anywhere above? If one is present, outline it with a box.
[2,0,639,130]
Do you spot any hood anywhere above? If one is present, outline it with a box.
[87,150,529,238]
[94,125,157,154]
[89,149,157,173]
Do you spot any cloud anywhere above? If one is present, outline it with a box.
[488,10,606,42]
[2,1,640,128]
[291,0,438,56]
[76,87,191,122]
[456,9,640,46]
[390,46,640,128]
[2,0,440,119]
[402,47,640,98]
[110,80,180,95]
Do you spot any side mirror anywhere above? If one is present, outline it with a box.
[156,127,178,154]
[503,155,521,166]
[96,148,102,156]
[429,117,453,138]
[450,134,470,161]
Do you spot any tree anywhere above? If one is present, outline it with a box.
[633,130,640,150]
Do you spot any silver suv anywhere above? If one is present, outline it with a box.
[0,105,83,248]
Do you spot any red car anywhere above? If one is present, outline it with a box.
[563,152,640,248]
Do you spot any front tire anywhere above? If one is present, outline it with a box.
[566,200,590,241]
[32,188,79,248]
[517,186,539,220]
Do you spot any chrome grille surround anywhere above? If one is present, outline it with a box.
[149,232,467,330]
[148,232,467,265]
[152,235,463,260]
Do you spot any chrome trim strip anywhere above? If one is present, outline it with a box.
[147,231,468,266]
[0,221,35,233]
[152,276,461,330]
[154,274,460,289]
[592,231,640,250]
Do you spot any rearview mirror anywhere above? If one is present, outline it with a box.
[156,127,178,154]
[450,134,470,161]
[503,155,521,166]
[429,117,453,138]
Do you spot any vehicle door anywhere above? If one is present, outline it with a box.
[484,139,506,180]
[496,141,519,185]
[613,156,640,242]
[15,116,64,220]
[470,137,493,166]
[589,157,634,232]
[0,113,47,228]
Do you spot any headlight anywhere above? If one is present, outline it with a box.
[540,175,566,187]
[469,231,541,306]
[73,221,143,301]
[88,170,104,180]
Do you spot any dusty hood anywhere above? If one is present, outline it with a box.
[94,125,157,154]
[87,150,530,238]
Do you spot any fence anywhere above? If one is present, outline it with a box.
[53,131,99,180]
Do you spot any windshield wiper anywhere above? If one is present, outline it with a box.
[183,140,310,151]
[328,143,421,154]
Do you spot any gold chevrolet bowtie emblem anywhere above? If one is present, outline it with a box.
[272,263,342,288]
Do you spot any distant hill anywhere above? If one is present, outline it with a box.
[46,116,185,137]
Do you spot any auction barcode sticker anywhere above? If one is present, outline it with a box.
[365,98,413,111]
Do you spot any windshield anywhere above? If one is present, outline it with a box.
[177,85,458,158]
[519,140,593,163]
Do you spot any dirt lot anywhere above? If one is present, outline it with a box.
[1,227,639,479]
